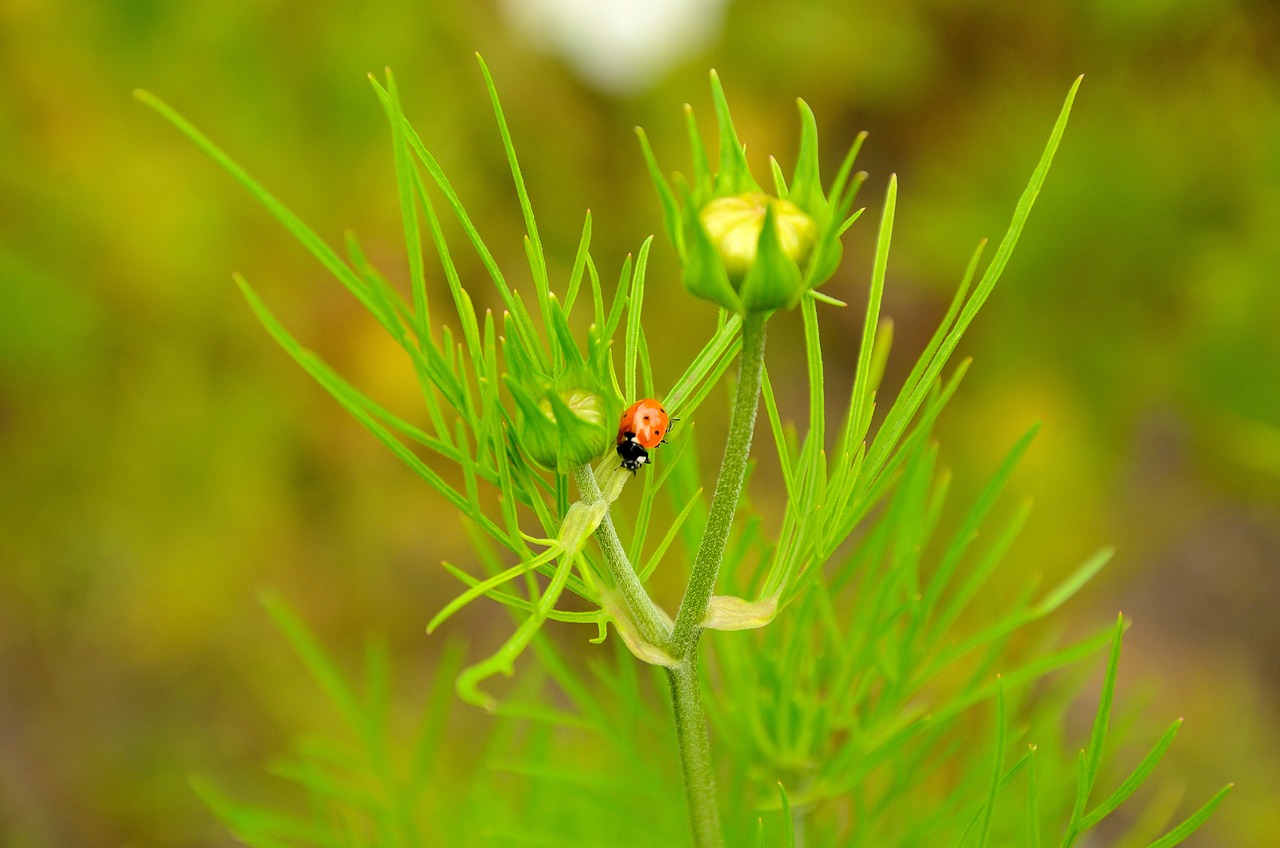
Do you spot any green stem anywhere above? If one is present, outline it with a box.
[667,656,723,848]
[572,464,670,648]
[671,311,768,658]
[664,310,768,848]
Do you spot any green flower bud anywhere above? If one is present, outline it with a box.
[637,71,866,316]
[513,383,616,473]
[503,299,624,473]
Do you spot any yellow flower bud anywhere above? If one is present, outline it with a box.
[699,193,817,280]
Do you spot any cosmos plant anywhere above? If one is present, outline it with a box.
[140,57,1229,847]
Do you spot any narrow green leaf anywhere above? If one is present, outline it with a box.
[379,69,430,341]
[672,334,742,430]
[440,562,598,622]
[192,777,339,848]
[1140,785,1232,848]
[1083,614,1127,802]
[802,293,825,458]
[709,69,754,194]
[1028,745,1043,848]
[369,78,546,371]
[826,131,869,213]
[583,254,606,336]
[409,162,485,383]
[636,126,683,256]
[975,679,1008,848]
[894,238,984,417]
[779,782,797,848]
[1034,547,1114,617]
[808,289,847,307]
[638,323,656,399]
[927,625,1116,728]
[665,314,741,416]
[848,174,896,447]
[235,275,485,525]
[761,369,798,499]
[343,228,415,344]
[408,638,466,794]
[790,98,823,218]
[639,486,704,581]
[135,90,387,329]
[929,498,1034,648]
[921,424,1040,618]
[866,317,894,401]
[684,102,711,195]
[867,76,1081,488]
[455,551,578,710]
[564,211,593,314]
[625,236,654,402]
[259,593,364,734]
[604,252,633,343]
[362,636,391,753]
[770,156,789,197]
[265,757,382,818]
[476,54,551,330]
[1083,719,1183,829]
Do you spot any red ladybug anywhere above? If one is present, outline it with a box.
[615,398,671,471]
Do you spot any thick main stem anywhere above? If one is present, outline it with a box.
[575,313,767,848]
[666,311,768,848]
[666,656,722,848]
[670,311,768,658]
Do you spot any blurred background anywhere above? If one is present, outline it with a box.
[2,0,1277,844]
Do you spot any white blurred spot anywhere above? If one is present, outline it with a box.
[499,0,729,94]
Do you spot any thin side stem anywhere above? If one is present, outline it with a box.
[667,656,723,848]
[573,464,670,647]
[670,311,768,659]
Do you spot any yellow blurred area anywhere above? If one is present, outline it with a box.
[2,0,1277,844]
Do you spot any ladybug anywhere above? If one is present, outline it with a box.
[615,398,671,472]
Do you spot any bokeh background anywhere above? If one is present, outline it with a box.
[2,0,1277,844]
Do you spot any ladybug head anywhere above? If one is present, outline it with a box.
[616,439,650,472]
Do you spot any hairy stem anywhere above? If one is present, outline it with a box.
[572,464,670,647]
[671,311,768,658]
[665,310,768,848]
[667,656,723,848]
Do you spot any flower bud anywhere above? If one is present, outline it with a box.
[699,193,817,280]
[502,300,623,473]
[513,384,617,472]
[637,71,865,316]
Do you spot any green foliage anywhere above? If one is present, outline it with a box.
[192,594,475,847]
[140,58,1229,848]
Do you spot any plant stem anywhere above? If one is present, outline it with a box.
[670,311,768,658]
[572,464,670,648]
[665,310,768,848]
[667,655,723,848]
